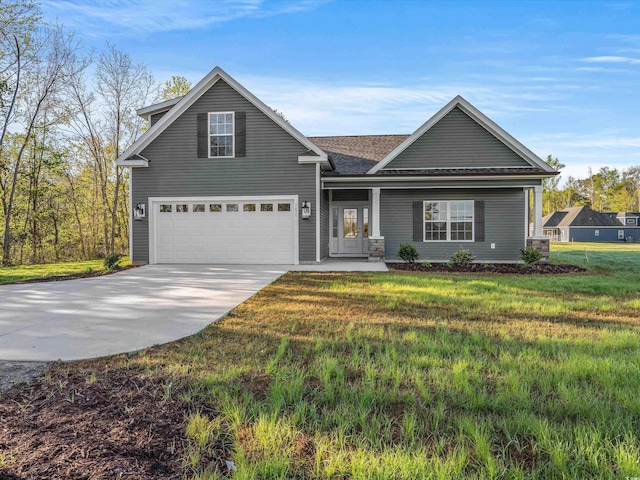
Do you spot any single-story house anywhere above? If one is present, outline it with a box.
[543,206,640,242]
[116,66,557,264]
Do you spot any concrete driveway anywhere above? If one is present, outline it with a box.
[0,265,287,361]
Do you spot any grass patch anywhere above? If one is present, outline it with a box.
[550,241,640,273]
[4,244,639,478]
[0,257,132,284]
[77,243,639,478]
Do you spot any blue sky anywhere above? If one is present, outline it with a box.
[41,0,640,181]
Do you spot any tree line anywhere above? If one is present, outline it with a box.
[0,1,189,266]
[543,156,640,216]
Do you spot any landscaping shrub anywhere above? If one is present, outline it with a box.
[398,244,419,263]
[103,253,123,272]
[449,247,475,266]
[521,246,543,266]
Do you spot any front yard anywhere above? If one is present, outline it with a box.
[0,257,131,284]
[1,243,639,478]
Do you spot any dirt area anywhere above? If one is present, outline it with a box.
[4,265,138,286]
[388,262,586,274]
[0,363,222,479]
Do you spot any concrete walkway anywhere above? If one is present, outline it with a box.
[290,258,388,272]
[0,265,287,361]
[0,260,387,362]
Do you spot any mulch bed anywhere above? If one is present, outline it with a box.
[388,262,586,274]
[0,364,220,480]
[4,265,138,286]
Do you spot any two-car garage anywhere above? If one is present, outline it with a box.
[149,196,298,264]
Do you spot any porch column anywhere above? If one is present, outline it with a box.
[525,184,549,262]
[533,185,543,237]
[368,187,385,262]
[371,187,381,237]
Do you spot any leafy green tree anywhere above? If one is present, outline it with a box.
[541,155,566,215]
[161,75,191,100]
[623,166,640,211]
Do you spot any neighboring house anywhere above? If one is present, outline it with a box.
[542,206,640,242]
[116,67,557,264]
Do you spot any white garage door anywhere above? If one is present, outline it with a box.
[151,197,297,264]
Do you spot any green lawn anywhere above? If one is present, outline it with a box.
[0,257,131,284]
[79,242,637,479]
[551,241,640,273]
[4,245,639,478]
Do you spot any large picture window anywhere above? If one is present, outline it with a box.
[209,112,234,157]
[424,200,474,241]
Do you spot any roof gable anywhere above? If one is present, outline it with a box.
[369,96,556,174]
[116,66,328,168]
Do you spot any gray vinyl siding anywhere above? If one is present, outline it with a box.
[381,189,525,261]
[320,190,329,259]
[150,112,167,127]
[132,78,317,263]
[567,227,640,243]
[384,107,531,170]
[332,190,369,201]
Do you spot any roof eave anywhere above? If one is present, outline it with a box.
[322,173,550,182]
[136,97,182,118]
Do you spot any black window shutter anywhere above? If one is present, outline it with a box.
[235,112,246,157]
[413,201,423,242]
[197,113,208,158]
[474,200,485,242]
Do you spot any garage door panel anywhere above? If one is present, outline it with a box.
[153,198,296,264]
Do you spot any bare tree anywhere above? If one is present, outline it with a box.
[1,25,77,265]
[67,44,156,255]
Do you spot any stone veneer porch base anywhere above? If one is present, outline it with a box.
[368,237,385,262]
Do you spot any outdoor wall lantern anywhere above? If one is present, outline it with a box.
[134,203,146,221]
[301,201,312,220]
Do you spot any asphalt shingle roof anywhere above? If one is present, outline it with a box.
[309,135,549,177]
[309,135,408,162]
[542,206,622,228]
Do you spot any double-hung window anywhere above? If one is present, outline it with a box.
[424,200,474,241]
[209,112,234,157]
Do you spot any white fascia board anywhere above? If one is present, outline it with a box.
[368,95,557,174]
[299,154,330,169]
[117,66,328,167]
[116,158,149,168]
[136,97,182,118]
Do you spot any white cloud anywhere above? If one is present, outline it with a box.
[579,56,640,65]
[237,74,640,179]
[235,74,568,137]
[41,0,329,38]
[523,131,640,180]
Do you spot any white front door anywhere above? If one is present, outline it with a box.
[338,205,369,255]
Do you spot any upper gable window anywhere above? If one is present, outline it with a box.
[209,112,234,157]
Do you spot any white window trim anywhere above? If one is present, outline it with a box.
[423,200,474,242]
[208,111,235,158]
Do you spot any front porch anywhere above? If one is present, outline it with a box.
[327,188,385,262]
[323,184,548,262]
